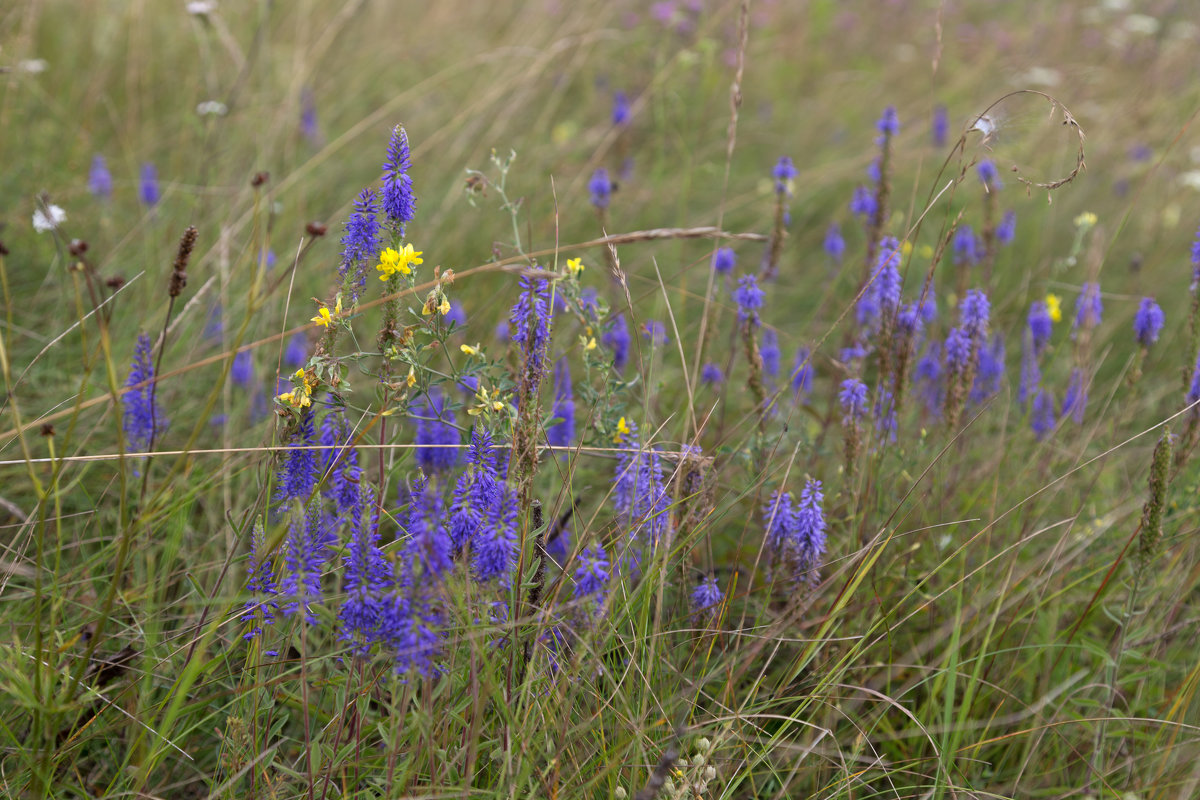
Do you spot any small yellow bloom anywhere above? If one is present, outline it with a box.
[900,240,914,258]
[468,384,507,416]
[438,297,451,315]
[276,390,312,410]
[312,306,333,327]
[613,416,631,443]
[1045,293,1062,323]
[567,257,585,276]
[377,247,401,280]
[406,365,417,387]
[919,244,935,259]
[1074,211,1098,229]
[584,336,597,351]
[399,243,423,271]
[461,343,478,356]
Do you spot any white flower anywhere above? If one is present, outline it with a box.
[32,205,66,233]
[17,59,48,74]
[1124,13,1160,35]
[196,100,228,116]
[1178,171,1200,191]
[186,1,217,15]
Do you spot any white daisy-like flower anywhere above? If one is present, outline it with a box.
[32,204,67,233]
[196,100,228,116]
[186,1,217,15]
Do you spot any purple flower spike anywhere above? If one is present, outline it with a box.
[88,155,113,199]
[123,333,165,455]
[339,188,380,301]
[850,185,877,219]
[573,544,611,619]
[279,498,331,625]
[691,575,723,621]
[1073,282,1103,331]
[791,346,813,396]
[413,387,460,473]
[1191,223,1200,290]
[996,210,1017,245]
[733,274,765,325]
[712,247,736,274]
[612,91,631,126]
[548,357,575,450]
[823,222,845,263]
[772,156,797,195]
[404,475,454,579]
[932,105,948,147]
[876,106,899,138]
[977,159,1002,190]
[601,312,630,372]
[1028,301,1053,355]
[381,125,417,231]
[588,168,614,209]
[760,329,780,377]
[700,362,723,385]
[140,162,160,207]
[1133,297,1164,346]
[1061,368,1087,424]
[839,378,868,423]
[1031,388,1056,440]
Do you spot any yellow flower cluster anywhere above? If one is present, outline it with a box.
[613,416,631,443]
[468,384,509,417]
[1045,293,1062,323]
[377,243,423,280]
[277,368,317,409]
[311,295,343,328]
[566,257,585,277]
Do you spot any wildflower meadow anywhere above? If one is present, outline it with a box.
[3,1,1200,797]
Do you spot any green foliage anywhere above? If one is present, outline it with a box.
[2,1,1200,798]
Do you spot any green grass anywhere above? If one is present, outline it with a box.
[2,1,1200,798]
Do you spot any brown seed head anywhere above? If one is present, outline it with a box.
[40,423,55,437]
[168,226,198,298]
[68,239,89,257]
[305,221,327,237]
[106,275,126,290]
[251,171,270,188]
